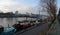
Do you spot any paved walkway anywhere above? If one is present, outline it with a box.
[46,21,60,35]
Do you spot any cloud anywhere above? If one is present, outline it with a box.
[0,0,38,14]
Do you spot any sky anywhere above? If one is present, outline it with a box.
[0,0,60,14]
[57,0,60,8]
[0,0,39,14]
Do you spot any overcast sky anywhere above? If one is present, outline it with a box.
[0,0,59,14]
[0,0,39,14]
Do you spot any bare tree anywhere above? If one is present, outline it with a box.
[40,0,57,21]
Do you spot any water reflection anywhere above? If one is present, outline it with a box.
[0,18,36,27]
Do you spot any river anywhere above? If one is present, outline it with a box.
[0,17,36,27]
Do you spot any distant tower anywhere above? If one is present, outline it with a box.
[15,11,18,24]
[15,11,18,15]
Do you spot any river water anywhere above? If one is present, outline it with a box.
[0,17,36,27]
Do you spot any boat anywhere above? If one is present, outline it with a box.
[13,22,32,32]
[13,24,23,31]
[0,26,16,35]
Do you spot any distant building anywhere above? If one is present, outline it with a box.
[15,11,18,15]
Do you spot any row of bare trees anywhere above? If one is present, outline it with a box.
[40,0,57,21]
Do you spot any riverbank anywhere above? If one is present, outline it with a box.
[14,23,48,35]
